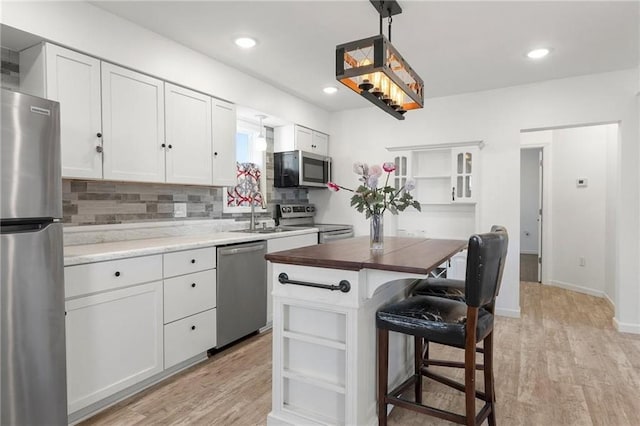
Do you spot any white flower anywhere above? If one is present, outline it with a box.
[367,175,379,189]
[404,180,416,191]
[369,164,383,178]
[353,162,368,176]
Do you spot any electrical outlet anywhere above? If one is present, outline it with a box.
[174,203,187,218]
[579,257,586,267]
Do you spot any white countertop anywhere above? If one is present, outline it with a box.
[64,228,318,266]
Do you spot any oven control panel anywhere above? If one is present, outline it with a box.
[277,204,315,219]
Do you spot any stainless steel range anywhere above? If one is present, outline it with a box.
[276,204,354,243]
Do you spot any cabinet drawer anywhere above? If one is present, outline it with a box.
[164,247,216,278]
[164,269,216,324]
[65,255,162,299]
[164,309,216,369]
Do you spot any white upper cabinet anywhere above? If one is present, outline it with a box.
[20,43,103,179]
[211,99,237,187]
[165,83,212,185]
[451,147,479,203]
[101,63,165,183]
[274,124,329,156]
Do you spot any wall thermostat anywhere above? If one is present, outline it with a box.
[576,178,588,188]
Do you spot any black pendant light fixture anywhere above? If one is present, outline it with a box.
[335,0,424,120]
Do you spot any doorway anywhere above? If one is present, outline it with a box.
[520,148,542,282]
[520,123,618,305]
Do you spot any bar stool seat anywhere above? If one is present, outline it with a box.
[376,295,493,348]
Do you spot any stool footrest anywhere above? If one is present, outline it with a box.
[386,395,467,425]
[421,368,487,401]
[424,358,485,370]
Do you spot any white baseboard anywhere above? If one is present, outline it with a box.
[613,317,640,335]
[603,292,615,310]
[520,250,538,255]
[548,280,606,298]
[495,307,520,318]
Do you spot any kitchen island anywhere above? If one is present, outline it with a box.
[265,236,466,426]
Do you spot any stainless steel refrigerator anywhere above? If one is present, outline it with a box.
[1,88,67,424]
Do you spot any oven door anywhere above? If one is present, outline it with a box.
[319,229,354,244]
[300,151,330,187]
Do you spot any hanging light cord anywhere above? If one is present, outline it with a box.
[377,4,393,41]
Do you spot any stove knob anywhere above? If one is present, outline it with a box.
[285,207,292,213]
[306,206,312,212]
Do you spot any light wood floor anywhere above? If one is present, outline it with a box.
[84,283,640,426]
[520,254,538,282]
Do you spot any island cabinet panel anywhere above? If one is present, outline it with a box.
[65,281,163,414]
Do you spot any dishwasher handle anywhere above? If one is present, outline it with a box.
[218,243,266,256]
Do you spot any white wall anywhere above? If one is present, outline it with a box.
[0,1,330,133]
[520,149,540,254]
[549,125,610,297]
[311,69,638,327]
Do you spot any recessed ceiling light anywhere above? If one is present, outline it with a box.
[235,37,257,49]
[323,86,338,94]
[527,48,550,59]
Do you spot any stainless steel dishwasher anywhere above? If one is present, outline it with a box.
[216,241,267,347]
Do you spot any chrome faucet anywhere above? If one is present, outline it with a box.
[249,190,266,231]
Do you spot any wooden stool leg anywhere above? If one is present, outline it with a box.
[414,336,423,404]
[378,328,389,426]
[465,308,478,426]
[484,332,496,426]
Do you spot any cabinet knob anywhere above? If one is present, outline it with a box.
[191,259,196,264]
[191,325,196,331]
[96,132,102,138]
[213,152,218,156]
[191,283,196,288]
[168,144,173,149]
[115,271,121,277]
[161,143,166,148]
[452,187,455,202]
[96,146,103,153]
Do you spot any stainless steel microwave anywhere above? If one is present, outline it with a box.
[274,150,331,188]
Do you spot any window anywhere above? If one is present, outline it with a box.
[223,119,267,213]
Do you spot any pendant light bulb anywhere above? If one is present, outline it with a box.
[256,115,267,152]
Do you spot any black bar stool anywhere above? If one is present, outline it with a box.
[412,226,508,371]
[376,229,508,426]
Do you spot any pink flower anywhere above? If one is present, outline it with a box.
[382,162,396,173]
[327,182,340,192]
[370,164,383,178]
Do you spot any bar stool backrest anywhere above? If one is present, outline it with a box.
[489,225,509,297]
[464,229,509,308]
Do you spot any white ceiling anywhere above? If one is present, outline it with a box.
[91,1,639,113]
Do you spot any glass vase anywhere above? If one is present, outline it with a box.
[370,213,384,250]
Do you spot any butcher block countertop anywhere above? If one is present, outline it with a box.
[265,236,466,274]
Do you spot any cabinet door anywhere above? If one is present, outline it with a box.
[65,281,163,413]
[294,125,314,152]
[211,99,237,187]
[165,83,212,185]
[451,147,478,203]
[311,131,329,156]
[101,63,165,183]
[45,44,102,179]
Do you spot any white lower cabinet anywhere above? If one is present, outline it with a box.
[164,309,217,369]
[65,281,164,414]
[163,269,216,323]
